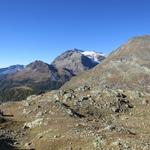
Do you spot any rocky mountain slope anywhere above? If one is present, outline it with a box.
[63,36,150,92]
[0,49,105,102]
[0,35,150,150]
[0,65,24,76]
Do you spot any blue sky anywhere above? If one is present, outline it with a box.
[0,0,150,67]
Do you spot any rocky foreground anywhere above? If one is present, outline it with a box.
[0,84,150,150]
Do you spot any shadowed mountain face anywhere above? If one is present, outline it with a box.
[63,36,150,92]
[0,50,105,102]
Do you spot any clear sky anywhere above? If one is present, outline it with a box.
[0,0,150,67]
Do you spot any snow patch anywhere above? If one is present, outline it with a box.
[81,51,105,63]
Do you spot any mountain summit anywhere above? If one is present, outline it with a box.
[52,49,105,75]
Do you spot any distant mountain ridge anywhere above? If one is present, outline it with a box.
[0,49,105,102]
[0,65,24,75]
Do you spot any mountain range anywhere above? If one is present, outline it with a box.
[0,49,105,102]
[1,35,150,150]
[0,36,150,150]
[0,65,24,75]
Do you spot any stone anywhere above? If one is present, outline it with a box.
[93,136,106,148]
[62,89,76,101]
[82,85,91,91]
[26,95,37,101]
[14,142,20,145]
[22,109,32,115]
[38,135,43,139]
[116,93,127,99]
[66,147,73,150]
[23,101,30,107]
[0,110,4,116]
[36,111,43,118]
[79,96,90,102]
[105,124,116,131]
[56,101,85,118]
[0,115,5,123]
[111,93,133,113]
[63,93,73,101]
[112,139,131,150]
[54,134,61,138]
[142,99,149,105]
[77,85,91,92]
[112,141,122,146]
[24,118,44,129]
[66,108,74,116]
[53,94,59,101]
[25,142,32,147]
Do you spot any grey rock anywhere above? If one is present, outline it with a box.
[93,135,106,149]
[77,85,91,92]
[79,96,90,102]
[36,111,43,118]
[111,93,133,113]
[62,89,76,101]
[23,118,44,129]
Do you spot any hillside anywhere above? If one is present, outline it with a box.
[63,36,150,92]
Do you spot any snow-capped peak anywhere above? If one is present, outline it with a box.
[81,51,105,63]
